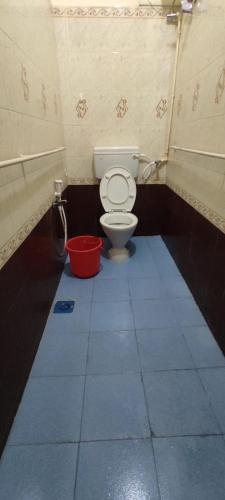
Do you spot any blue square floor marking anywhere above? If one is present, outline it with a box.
[53,301,75,314]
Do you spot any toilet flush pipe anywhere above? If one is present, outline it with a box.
[166,12,182,156]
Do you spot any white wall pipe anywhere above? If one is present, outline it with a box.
[166,13,182,156]
[0,147,65,169]
[170,146,225,160]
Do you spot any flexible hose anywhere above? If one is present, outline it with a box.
[58,205,67,251]
[62,206,68,248]
[142,161,157,182]
[133,153,158,183]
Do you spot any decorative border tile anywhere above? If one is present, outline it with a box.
[167,179,225,235]
[68,177,99,185]
[0,176,68,270]
[52,6,173,19]
[68,177,166,185]
[137,178,165,185]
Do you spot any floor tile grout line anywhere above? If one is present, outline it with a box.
[50,296,207,307]
[179,326,225,369]
[73,441,80,500]
[180,329,225,434]
[71,350,89,496]
[30,374,87,379]
[89,324,220,335]
[7,432,225,449]
[139,366,163,500]
[180,326,205,370]
[139,363,224,436]
[195,368,225,435]
[72,280,95,500]
[72,442,80,500]
[54,292,197,303]
[129,291,162,500]
[152,432,225,440]
[151,438,163,500]
[26,365,225,380]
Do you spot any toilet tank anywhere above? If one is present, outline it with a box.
[94,146,140,179]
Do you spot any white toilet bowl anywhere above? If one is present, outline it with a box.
[100,212,138,261]
[98,165,138,261]
[94,147,140,262]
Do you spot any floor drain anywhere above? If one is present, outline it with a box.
[53,301,75,314]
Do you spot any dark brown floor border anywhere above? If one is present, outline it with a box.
[163,186,225,355]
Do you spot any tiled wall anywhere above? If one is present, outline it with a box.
[0,0,66,269]
[167,0,225,233]
[53,4,177,184]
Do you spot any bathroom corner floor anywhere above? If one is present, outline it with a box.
[1,236,225,499]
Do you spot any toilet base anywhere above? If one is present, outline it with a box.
[108,247,129,262]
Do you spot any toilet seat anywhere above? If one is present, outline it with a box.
[100,166,136,213]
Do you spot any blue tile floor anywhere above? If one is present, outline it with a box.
[1,236,225,499]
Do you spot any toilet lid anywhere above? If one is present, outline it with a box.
[100,166,136,212]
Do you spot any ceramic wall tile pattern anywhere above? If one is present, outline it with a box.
[76,98,88,119]
[54,5,177,184]
[156,98,168,119]
[0,0,66,269]
[167,0,225,227]
[116,98,128,118]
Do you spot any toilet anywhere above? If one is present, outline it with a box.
[94,146,139,261]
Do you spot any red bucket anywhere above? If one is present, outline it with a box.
[66,235,103,278]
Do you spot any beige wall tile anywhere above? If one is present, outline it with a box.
[55,13,177,185]
[168,1,225,228]
[0,0,66,268]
